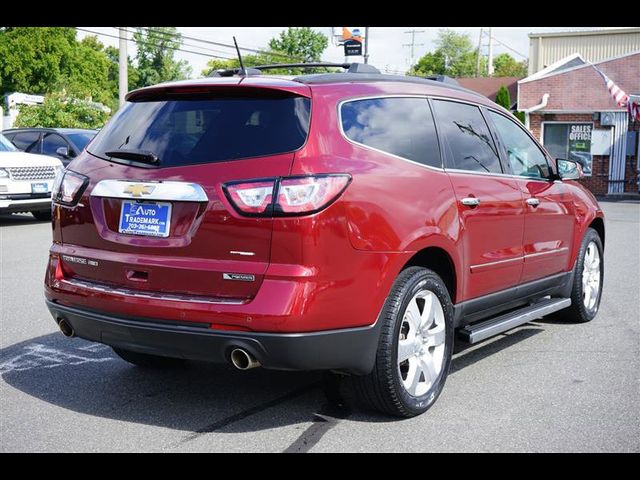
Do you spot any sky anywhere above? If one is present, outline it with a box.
[77,27,621,77]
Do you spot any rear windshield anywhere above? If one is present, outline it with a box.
[88,93,311,167]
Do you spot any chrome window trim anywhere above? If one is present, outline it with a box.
[336,94,556,182]
[445,168,551,182]
[91,179,209,202]
[59,277,246,305]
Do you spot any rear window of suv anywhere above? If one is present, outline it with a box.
[88,92,311,167]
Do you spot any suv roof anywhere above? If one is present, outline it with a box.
[126,62,486,103]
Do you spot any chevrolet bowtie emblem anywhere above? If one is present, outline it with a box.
[124,184,155,197]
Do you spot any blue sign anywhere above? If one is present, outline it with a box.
[119,201,172,238]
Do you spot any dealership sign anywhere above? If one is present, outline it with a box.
[568,124,593,176]
[344,39,363,56]
[341,27,363,57]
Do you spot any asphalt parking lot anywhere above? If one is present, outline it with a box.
[1,201,638,452]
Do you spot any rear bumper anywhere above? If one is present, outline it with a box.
[46,300,381,374]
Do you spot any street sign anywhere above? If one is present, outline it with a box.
[344,39,363,56]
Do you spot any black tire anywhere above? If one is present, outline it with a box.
[31,210,51,221]
[112,347,186,368]
[352,267,454,418]
[557,228,604,323]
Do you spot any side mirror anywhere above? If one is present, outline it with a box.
[556,158,583,180]
[55,146,70,158]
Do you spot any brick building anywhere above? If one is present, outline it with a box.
[518,51,640,196]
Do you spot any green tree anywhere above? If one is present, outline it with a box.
[202,53,286,77]
[14,91,110,129]
[132,27,192,88]
[0,28,115,108]
[410,29,481,78]
[514,111,526,125]
[105,45,139,102]
[268,27,328,63]
[202,28,332,77]
[495,85,511,109]
[62,36,113,108]
[493,53,528,77]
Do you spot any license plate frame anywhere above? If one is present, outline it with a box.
[31,182,49,194]
[118,200,172,238]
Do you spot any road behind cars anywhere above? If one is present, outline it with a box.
[0,201,638,452]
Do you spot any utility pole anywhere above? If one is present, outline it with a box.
[118,27,128,108]
[364,27,370,64]
[476,28,483,77]
[487,27,494,76]
[403,29,425,68]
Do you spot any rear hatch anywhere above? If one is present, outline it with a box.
[58,80,311,301]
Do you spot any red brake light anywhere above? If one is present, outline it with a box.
[277,175,351,214]
[223,175,351,217]
[225,180,275,215]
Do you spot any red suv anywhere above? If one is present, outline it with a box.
[45,63,605,417]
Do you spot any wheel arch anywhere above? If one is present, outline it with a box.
[402,246,458,304]
[589,216,605,248]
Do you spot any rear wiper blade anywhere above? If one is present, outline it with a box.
[105,149,160,165]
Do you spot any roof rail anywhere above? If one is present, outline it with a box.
[208,62,380,77]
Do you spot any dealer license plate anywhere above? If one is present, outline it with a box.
[118,201,171,238]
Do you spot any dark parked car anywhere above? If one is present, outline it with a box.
[45,63,604,418]
[3,128,97,166]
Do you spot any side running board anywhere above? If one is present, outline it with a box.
[458,297,571,344]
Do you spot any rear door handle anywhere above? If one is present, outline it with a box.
[461,197,481,207]
[526,198,540,207]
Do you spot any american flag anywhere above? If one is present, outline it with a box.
[591,63,629,107]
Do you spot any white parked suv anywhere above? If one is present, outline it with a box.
[0,133,63,220]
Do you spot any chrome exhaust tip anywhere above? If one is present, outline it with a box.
[57,318,75,337]
[230,348,260,370]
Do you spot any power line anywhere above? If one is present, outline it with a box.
[134,26,304,62]
[484,31,528,59]
[75,27,235,60]
[136,26,348,66]
[118,27,240,58]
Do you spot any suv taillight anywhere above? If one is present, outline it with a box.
[52,170,89,207]
[223,174,351,217]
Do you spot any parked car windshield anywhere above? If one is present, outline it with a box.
[66,132,96,152]
[87,93,311,167]
[0,134,18,152]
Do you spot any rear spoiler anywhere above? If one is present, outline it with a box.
[125,82,311,102]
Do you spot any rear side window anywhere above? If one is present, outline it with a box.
[432,100,502,174]
[340,97,441,168]
[88,93,311,167]
[11,131,41,153]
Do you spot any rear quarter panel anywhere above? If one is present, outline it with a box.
[291,83,464,308]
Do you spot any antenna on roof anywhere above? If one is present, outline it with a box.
[233,36,246,76]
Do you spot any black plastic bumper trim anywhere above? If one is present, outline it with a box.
[45,300,381,375]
